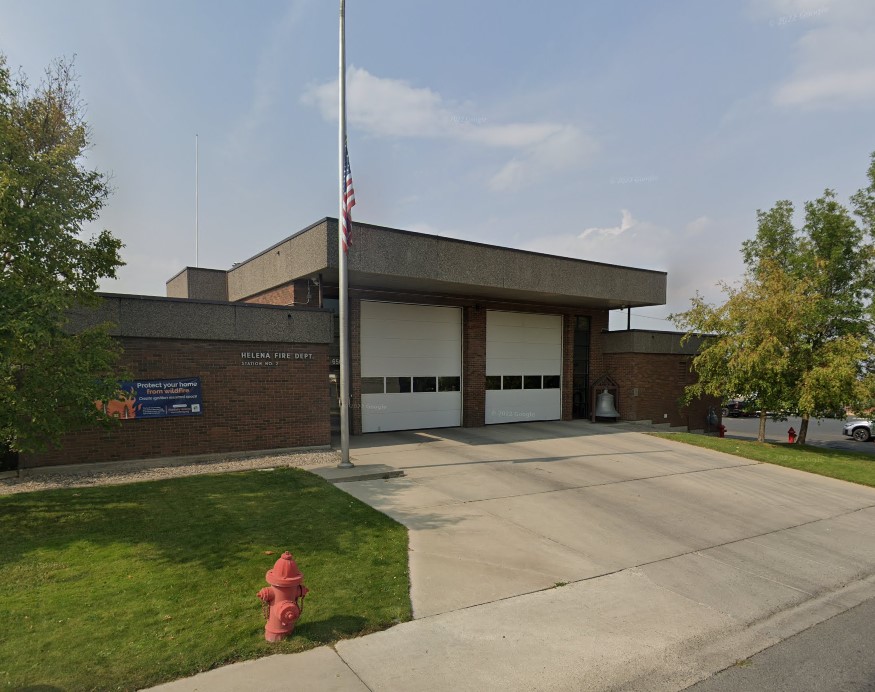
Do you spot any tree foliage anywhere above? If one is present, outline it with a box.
[0,55,124,454]
[673,261,814,441]
[674,153,875,442]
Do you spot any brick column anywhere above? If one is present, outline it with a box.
[463,305,486,427]
[350,294,363,435]
[562,314,574,421]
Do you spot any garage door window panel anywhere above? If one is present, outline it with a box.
[385,377,412,393]
[361,377,384,394]
[413,377,437,393]
[438,376,461,392]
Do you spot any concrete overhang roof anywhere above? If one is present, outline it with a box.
[227,218,667,309]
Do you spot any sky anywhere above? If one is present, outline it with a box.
[1,0,873,330]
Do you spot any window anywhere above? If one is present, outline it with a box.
[386,377,411,393]
[503,375,522,390]
[412,377,437,393]
[361,377,384,394]
[543,375,561,389]
[678,360,691,382]
[524,375,542,389]
[438,376,461,392]
[485,375,502,390]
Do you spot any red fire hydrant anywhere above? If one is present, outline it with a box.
[257,551,309,642]
[788,427,797,444]
[718,424,726,438]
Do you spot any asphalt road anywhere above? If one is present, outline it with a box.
[685,596,875,691]
[722,416,875,456]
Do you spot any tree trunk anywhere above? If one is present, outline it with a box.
[758,411,767,442]
[798,414,810,444]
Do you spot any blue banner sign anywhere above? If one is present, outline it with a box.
[100,377,203,419]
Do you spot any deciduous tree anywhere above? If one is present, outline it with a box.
[673,261,813,442]
[0,55,124,455]
[674,153,875,443]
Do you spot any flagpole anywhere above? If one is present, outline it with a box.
[337,0,353,468]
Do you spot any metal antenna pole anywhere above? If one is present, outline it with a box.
[195,134,199,268]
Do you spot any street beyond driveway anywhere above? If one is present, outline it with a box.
[723,416,875,456]
[154,420,875,691]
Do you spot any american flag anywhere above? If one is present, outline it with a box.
[341,142,356,252]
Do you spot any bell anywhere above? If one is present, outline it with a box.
[594,389,620,420]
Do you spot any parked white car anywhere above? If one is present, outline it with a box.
[842,418,873,442]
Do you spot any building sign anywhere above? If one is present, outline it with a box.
[240,350,315,366]
[97,377,203,419]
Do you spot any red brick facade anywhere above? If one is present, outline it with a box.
[588,311,609,385]
[604,352,718,429]
[243,279,313,306]
[463,306,486,427]
[22,337,330,469]
[562,316,575,421]
[562,310,610,421]
[350,295,362,435]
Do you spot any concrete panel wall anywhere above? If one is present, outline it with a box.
[603,330,705,355]
[219,218,666,309]
[166,271,188,298]
[164,268,228,301]
[346,223,666,307]
[227,221,330,301]
[68,295,332,345]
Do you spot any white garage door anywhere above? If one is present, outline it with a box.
[486,311,562,424]
[361,301,462,433]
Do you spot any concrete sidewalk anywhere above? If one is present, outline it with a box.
[150,421,875,691]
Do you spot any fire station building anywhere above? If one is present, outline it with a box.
[21,218,711,470]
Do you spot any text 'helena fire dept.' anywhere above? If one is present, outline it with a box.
[241,351,314,367]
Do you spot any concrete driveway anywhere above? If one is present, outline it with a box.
[154,420,875,691]
[333,420,875,690]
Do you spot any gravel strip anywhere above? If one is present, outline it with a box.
[0,449,341,496]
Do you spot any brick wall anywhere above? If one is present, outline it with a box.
[22,337,330,468]
[463,306,486,427]
[603,351,718,429]
[589,310,609,383]
[242,279,314,306]
[350,295,362,435]
[562,316,574,421]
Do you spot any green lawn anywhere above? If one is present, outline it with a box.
[0,468,411,691]
[651,433,875,487]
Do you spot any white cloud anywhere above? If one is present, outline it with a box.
[685,216,712,234]
[302,66,597,190]
[579,209,637,240]
[521,212,746,327]
[774,67,875,107]
[753,0,875,108]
